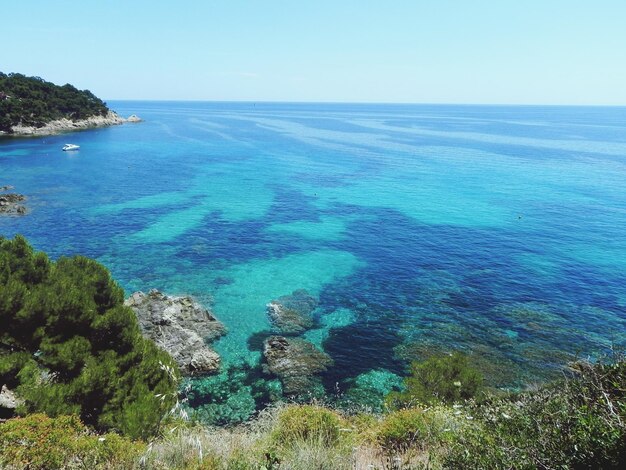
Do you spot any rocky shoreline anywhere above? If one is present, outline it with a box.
[125,290,226,376]
[4,111,142,137]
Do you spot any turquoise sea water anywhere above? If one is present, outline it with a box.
[2,102,626,416]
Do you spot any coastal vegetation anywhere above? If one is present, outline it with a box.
[0,236,625,468]
[0,236,178,439]
[0,72,109,133]
[386,352,484,408]
[1,357,624,469]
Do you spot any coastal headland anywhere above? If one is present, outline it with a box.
[0,72,142,137]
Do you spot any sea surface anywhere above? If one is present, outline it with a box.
[2,102,626,419]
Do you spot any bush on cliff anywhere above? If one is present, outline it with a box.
[0,413,143,470]
[387,351,484,408]
[0,359,624,469]
[0,235,178,439]
[270,404,344,447]
[443,358,626,469]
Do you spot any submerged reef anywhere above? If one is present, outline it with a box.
[125,289,226,375]
[0,186,26,215]
[339,369,404,413]
[185,363,282,425]
[266,289,317,334]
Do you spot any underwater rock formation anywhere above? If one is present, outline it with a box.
[339,369,404,413]
[263,335,333,395]
[0,190,26,215]
[266,289,317,334]
[125,289,226,376]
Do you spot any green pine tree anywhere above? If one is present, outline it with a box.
[0,235,178,439]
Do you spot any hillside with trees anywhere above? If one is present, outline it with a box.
[0,72,110,133]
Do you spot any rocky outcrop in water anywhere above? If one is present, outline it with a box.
[0,187,26,215]
[263,335,333,395]
[266,289,317,334]
[126,114,143,122]
[125,289,226,376]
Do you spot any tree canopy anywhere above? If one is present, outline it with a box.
[0,235,178,439]
[0,72,109,132]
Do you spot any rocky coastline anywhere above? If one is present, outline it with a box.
[125,289,226,376]
[5,111,141,137]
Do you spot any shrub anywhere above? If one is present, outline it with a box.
[375,406,458,453]
[376,408,431,452]
[387,351,484,408]
[0,235,178,439]
[444,359,626,469]
[0,413,143,469]
[271,404,343,447]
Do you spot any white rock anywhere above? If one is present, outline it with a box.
[0,385,22,410]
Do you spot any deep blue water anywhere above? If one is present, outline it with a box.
[2,102,626,415]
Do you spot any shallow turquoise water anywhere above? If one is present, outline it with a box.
[2,102,626,414]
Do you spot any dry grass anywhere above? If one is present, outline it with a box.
[141,423,266,469]
[140,404,444,470]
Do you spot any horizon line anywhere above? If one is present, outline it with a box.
[104,99,626,108]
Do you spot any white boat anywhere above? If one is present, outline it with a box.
[62,144,80,151]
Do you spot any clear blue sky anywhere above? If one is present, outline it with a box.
[2,0,625,104]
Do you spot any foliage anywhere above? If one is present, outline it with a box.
[376,408,431,452]
[0,235,178,439]
[0,413,143,469]
[270,404,344,447]
[139,422,270,470]
[8,358,623,470]
[266,404,361,470]
[387,351,484,408]
[0,71,109,132]
[444,359,626,469]
[375,406,457,453]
